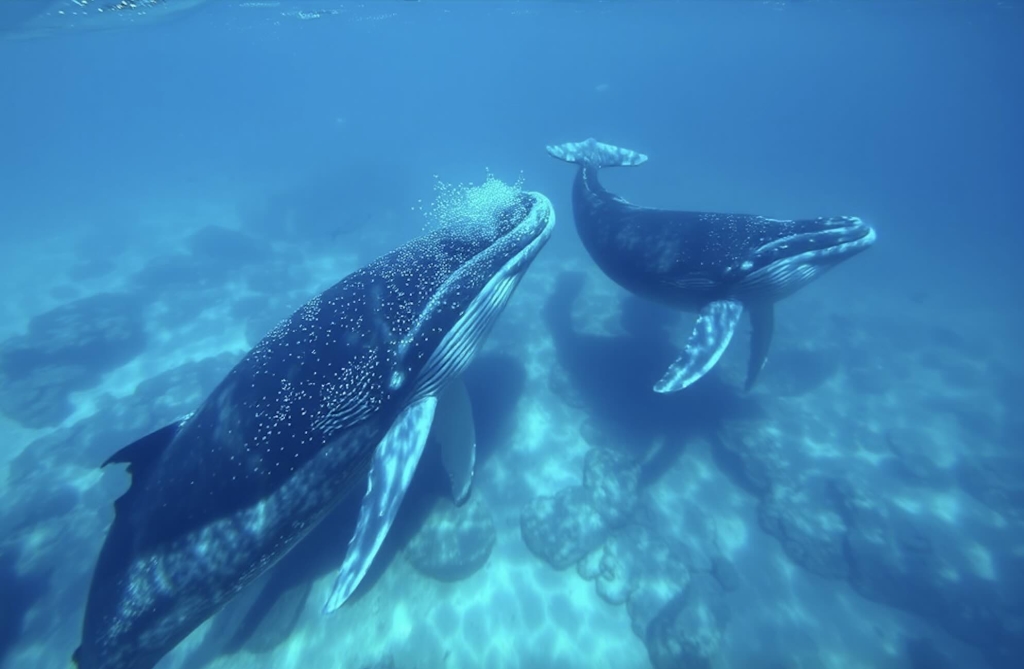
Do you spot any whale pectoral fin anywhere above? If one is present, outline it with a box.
[654,300,744,393]
[323,395,439,614]
[745,303,774,391]
[432,378,476,506]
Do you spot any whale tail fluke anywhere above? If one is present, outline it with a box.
[546,138,648,168]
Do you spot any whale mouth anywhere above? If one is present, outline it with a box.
[806,216,877,256]
[500,192,556,269]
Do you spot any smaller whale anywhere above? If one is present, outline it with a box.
[547,138,876,392]
[73,179,555,669]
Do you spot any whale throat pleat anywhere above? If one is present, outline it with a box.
[742,262,820,298]
[417,274,519,397]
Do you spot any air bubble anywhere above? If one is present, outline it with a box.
[418,169,528,240]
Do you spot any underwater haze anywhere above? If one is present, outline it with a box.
[1,2,1023,669]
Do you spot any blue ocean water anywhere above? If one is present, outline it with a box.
[0,1,1022,668]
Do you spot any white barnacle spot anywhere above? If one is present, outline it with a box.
[310,349,383,437]
[301,295,322,323]
[272,391,287,420]
[389,369,404,391]
[741,260,754,271]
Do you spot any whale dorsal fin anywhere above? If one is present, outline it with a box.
[323,395,438,613]
[654,300,744,393]
[746,303,774,391]
[102,416,188,514]
[103,418,186,473]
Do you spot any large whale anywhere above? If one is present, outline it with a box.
[547,138,876,392]
[73,182,555,669]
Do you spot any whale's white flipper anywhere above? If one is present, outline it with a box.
[655,300,744,393]
[323,395,438,613]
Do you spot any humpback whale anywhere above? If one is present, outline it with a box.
[73,181,555,669]
[547,138,876,392]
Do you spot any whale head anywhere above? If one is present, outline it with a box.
[396,182,555,398]
[732,215,876,300]
[431,188,555,288]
